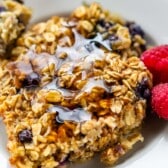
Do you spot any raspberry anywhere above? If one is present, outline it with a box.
[141,45,168,84]
[151,83,168,120]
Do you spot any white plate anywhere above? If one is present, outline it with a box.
[1,0,168,167]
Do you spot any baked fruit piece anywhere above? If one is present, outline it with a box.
[0,2,152,168]
[0,0,32,57]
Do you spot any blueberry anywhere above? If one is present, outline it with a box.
[126,22,145,37]
[22,72,40,88]
[97,19,114,29]
[143,88,151,100]
[18,129,32,143]
[0,6,6,13]
[135,78,151,100]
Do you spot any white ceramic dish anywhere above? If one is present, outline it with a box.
[0,0,168,167]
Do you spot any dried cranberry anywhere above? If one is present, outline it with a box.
[22,72,40,88]
[18,129,32,143]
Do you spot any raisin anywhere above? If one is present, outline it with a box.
[18,129,32,143]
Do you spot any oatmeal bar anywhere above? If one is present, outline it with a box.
[0,3,152,168]
[0,0,31,57]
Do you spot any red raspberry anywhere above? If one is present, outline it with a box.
[141,45,168,84]
[151,83,168,120]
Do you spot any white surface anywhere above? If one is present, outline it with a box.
[0,0,168,168]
